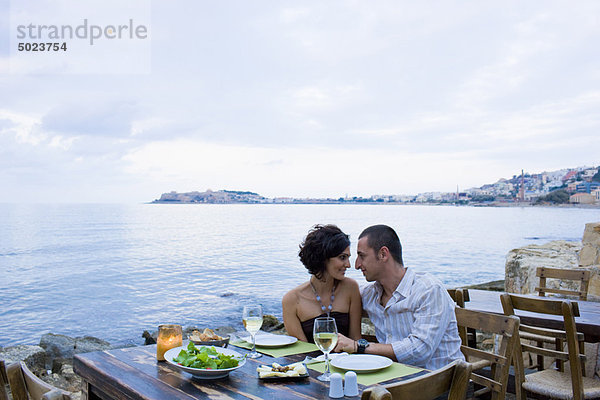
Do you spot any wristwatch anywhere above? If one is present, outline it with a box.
[356,339,369,354]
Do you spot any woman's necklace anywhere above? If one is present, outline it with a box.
[310,279,337,317]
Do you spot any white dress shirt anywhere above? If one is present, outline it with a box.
[361,268,464,370]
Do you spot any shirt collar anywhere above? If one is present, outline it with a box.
[395,267,414,298]
[374,267,414,302]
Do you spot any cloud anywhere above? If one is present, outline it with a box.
[1,1,599,202]
[42,101,138,137]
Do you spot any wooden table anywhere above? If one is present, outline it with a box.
[73,344,426,400]
[466,289,600,343]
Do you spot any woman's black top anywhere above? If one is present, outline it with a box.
[300,311,350,343]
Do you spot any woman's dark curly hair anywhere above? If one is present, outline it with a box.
[298,224,350,280]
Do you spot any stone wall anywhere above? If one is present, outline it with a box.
[505,222,600,301]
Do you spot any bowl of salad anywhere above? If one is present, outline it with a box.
[164,342,246,379]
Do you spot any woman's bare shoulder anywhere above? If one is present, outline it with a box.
[283,281,311,302]
[339,277,360,290]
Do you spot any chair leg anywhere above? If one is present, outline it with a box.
[556,338,564,372]
[512,342,528,400]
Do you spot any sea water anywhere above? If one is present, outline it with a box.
[0,203,597,347]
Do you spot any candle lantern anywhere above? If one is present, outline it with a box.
[156,324,182,361]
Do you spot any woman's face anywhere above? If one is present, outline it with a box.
[324,246,351,280]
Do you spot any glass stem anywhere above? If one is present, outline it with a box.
[324,352,331,374]
[251,333,257,354]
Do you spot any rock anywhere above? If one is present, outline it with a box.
[465,280,505,291]
[142,330,157,345]
[579,222,600,266]
[0,345,46,373]
[261,315,281,332]
[361,318,375,336]
[589,266,600,301]
[40,334,75,360]
[505,240,582,295]
[74,336,112,354]
[40,333,111,360]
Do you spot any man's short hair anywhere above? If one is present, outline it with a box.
[358,224,403,265]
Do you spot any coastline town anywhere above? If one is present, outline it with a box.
[153,165,600,206]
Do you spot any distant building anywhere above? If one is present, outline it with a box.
[570,193,596,204]
[576,182,600,193]
[567,181,582,193]
[582,169,598,181]
[562,170,578,183]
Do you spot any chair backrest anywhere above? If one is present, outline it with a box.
[536,267,590,301]
[501,293,585,400]
[454,307,520,400]
[360,360,472,400]
[0,360,9,400]
[448,288,470,308]
[5,361,72,400]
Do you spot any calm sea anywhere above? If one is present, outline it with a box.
[0,203,597,348]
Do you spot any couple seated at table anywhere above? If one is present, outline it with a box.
[282,224,464,370]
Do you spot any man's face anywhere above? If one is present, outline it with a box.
[355,236,379,282]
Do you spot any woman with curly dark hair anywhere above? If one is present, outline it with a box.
[282,224,362,343]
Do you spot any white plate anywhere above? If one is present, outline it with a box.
[330,354,393,373]
[164,345,246,379]
[241,333,298,348]
[254,334,297,347]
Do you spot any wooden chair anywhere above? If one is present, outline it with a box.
[361,359,472,400]
[454,307,520,400]
[448,288,477,349]
[4,361,72,400]
[0,360,9,400]
[448,288,470,308]
[501,293,600,400]
[536,267,590,301]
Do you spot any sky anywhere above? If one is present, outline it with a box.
[1,1,599,203]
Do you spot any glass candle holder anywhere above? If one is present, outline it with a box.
[156,324,182,361]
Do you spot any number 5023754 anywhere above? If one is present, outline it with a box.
[18,42,67,51]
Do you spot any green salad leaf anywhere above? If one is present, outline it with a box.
[172,342,241,370]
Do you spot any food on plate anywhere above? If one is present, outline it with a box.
[173,342,242,370]
[189,328,225,341]
[257,362,307,378]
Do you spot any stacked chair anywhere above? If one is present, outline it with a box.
[535,266,590,301]
[501,293,600,400]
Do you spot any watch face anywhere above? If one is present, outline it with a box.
[358,339,368,346]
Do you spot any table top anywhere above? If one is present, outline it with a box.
[73,343,426,400]
[465,289,600,342]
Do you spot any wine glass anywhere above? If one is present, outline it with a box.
[242,304,263,359]
[313,317,338,381]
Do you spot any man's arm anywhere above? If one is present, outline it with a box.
[334,334,397,360]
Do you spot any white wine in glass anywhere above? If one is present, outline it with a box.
[242,305,263,359]
[313,317,338,381]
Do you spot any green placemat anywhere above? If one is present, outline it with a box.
[308,361,424,386]
[230,340,319,358]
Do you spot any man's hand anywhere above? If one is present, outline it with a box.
[334,333,356,353]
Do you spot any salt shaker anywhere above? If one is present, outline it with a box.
[328,373,344,398]
[344,371,359,396]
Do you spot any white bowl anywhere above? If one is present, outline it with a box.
[164,345,246,379]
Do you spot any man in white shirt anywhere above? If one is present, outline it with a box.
[334,224,464,370]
